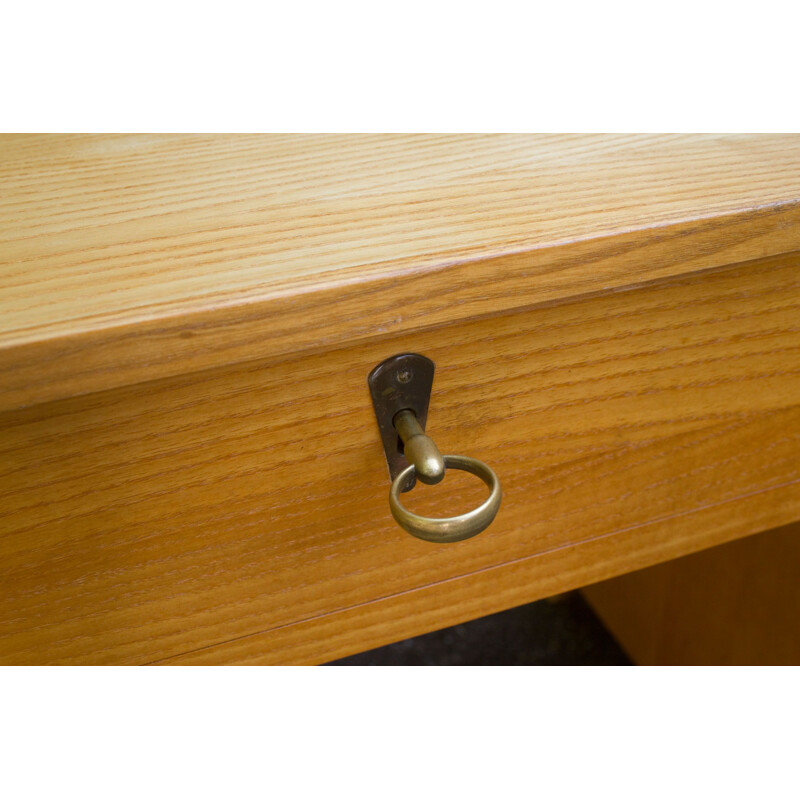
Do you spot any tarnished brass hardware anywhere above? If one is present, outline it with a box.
[393,408,445,485]
[389,455,502,543]
[368,353,435,492]
[369,353,502,543]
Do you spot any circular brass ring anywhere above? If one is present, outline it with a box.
[389,454,502,543]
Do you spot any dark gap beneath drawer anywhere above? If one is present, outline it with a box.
[326,591,632,666]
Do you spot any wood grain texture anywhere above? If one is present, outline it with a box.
[161,474,800,665]
[583,520,800,665]
[2,251,800,664]
[2,134,800,410]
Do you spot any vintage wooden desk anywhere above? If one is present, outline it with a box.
[2,134,799,664]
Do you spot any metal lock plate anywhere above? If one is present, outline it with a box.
[367,353,435,492]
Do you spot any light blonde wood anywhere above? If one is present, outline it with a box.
[2,134,800,410]
[582,520,800,665]
[3,251,800,664]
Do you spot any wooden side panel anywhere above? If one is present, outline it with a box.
[583,521,800,665]
[2,252,800,664]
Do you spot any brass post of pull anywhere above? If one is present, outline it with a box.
[393,409,445,485]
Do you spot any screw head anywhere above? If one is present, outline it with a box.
[397,368,413,384]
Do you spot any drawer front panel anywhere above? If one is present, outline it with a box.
[2,252,800,664]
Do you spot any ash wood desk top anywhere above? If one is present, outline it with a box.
[3,134,800,664]
[2,134,800,410]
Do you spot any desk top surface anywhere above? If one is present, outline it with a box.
[2,134,800,409]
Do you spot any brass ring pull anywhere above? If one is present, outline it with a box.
[389,454,502,543]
